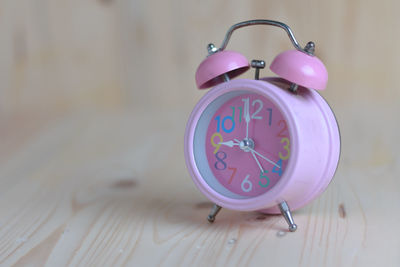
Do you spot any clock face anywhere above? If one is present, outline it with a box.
[194,91,291,199]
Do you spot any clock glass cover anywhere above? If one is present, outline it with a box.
[194,91,291,199]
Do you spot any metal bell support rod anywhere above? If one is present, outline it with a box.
[206,43,231,83]
[251,60,265,80]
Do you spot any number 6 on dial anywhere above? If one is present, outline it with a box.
[241,175,252,192]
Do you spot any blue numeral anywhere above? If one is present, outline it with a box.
[272,159,283,176]
[266,108,272,126]
[214,109,235,133]
[215,116,221,132]
[215,151,227,170]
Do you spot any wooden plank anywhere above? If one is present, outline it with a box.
[0,107,397,266]
[0,0,399,265]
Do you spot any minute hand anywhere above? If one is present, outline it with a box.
[247,147,281,169]
[243,98,250,139]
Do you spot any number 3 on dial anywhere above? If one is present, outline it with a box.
[279,137,290,160]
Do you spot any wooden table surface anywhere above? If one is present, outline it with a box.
[0,105,398,267]
[2,0,400,266]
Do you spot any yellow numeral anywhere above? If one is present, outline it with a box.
[211,132,223,154]
[279,137,290,160]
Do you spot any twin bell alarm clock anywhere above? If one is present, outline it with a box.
[184,20,340,232]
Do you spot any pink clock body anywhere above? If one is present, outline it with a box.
[184,78,340,214]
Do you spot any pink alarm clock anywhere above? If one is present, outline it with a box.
[184,20,340,232]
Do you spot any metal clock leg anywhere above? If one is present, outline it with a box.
[278,201,298,232]
[207,204,222,223]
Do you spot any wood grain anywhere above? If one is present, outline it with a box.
[0,106,397,266]
[1,0,400,114]
[0,0,399,266]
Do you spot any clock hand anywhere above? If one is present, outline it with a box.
[243,98,250,139]
[219,140,239,148]
[247,147,281,169]
[250,151,264,172]
[233,138,280,169]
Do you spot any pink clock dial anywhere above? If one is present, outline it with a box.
[205,93,290,198]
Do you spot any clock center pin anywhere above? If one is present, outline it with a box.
[239,138,255,152]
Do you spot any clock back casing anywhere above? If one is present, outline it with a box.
[184,78,340,214]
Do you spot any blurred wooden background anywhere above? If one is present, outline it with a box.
[1,0,400,114]
[0,0,399,266]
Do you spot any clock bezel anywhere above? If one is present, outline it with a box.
[185,78,300,211]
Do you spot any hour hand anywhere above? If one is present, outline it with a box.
[219,140,239,148]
